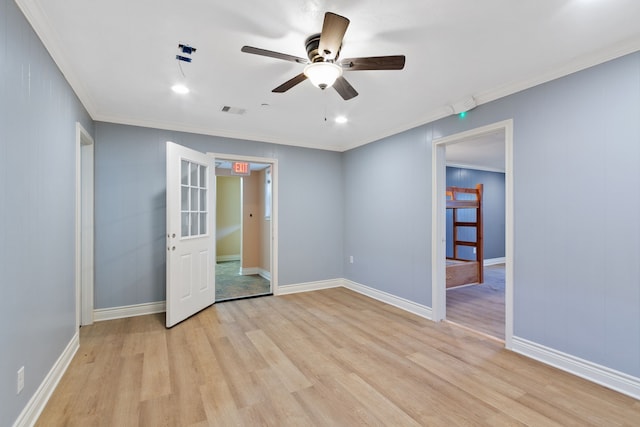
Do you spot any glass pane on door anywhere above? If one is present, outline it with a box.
[180,159,208,238]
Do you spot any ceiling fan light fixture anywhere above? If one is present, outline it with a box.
[304,62,342,89]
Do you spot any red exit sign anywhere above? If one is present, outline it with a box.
[231,161,250,176]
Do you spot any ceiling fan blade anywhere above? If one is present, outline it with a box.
[333,76,358,100]
[241,46,308,64]
[341,55,406,71]
[272,73,308,93]
[318,12,350,61]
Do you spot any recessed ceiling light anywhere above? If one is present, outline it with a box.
[335,115,348,124]
[171,84,189,94]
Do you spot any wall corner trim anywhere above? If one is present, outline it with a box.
[342,279,433,320]
[13,332,79,427]
[512,336,640,400]
[94,301,166,322]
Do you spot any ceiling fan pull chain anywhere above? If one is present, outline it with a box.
[323,89,328,122]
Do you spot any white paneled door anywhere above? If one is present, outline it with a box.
[166,142,215,327]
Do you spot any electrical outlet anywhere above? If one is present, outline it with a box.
[349,255,354,264]
[17,366,24,394]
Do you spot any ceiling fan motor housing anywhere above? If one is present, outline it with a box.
[306,34,340,63]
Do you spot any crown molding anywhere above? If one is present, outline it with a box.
[474,36,640,106]
[15,0,99,118]
[93,113,347,152]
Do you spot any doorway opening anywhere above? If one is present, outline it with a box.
[432,120,514,348]
[213,156,275,301]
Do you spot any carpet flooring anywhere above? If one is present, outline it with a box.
[446,264,505,340]
[215,260,271,301]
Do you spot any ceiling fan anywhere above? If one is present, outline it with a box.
[241,12,405,100]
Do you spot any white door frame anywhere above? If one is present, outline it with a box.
[431,119,514,349]
[75,122,95,328]
[209,153,278,295]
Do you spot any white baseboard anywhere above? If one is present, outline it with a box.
[512,336,640,400]
[238,267,271,280]
[275,279,342,295]
[259,269,271,281]
[484,257,505,266]
[217,255,240,262]
[240,267,259,275]
[342,279,433,320]
[13,332,79,427]
[94,301,166,322]
[242,268,271,281]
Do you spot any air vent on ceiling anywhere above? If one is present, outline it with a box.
[221,106,246,115]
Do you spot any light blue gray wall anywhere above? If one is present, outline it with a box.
[344,52,640,378]
[343,126,433,306]
[509,53,640,375]
[446,167,505,260]
[0,0,94,424]
[94,123,345,308]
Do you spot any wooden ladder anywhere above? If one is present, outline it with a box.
[446,184,483,283]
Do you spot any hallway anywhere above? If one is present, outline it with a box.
[216,260,271,301]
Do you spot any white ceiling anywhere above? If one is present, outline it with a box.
[446,130,506,172]
[17,0,640,152]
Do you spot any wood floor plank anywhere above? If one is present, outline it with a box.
[138,395,178,427]
[199,382,242,427]
[165,326,208,425]
[245,368,316,427]
[333,372,422,426]
[408,351,564,426]
[121,332,145,357]
[245,329,313,392]
[332,341,499,424]
[109,353,143,427]
[207,335,269,409]
[140,330,171,401]
[36,288,640,426]
[293,375,393,426]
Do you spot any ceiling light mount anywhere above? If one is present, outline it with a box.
[173,42,197,94]
[179,44,196,55]
[171,84,189,94]
[176,43,197,63]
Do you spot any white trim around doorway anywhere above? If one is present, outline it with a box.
[431,119,514,349]
[75,122,95,328]
[209,153,278,296]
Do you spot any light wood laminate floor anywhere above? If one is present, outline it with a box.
[37,288,639,426]
[447,264,505,340]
